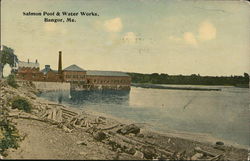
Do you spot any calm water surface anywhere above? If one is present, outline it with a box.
[39,85,250,146]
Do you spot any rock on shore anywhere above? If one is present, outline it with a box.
[0,80,248,160]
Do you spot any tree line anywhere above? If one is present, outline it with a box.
[127,72,249,87]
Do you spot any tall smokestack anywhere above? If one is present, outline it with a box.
[58,51,62,74]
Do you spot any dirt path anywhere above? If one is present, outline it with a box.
[6,118,121,160]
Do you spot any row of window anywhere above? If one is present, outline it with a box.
[92,79,130,84]
[19,73,40,78]
[65,75,86,79]
[18,74,130,84]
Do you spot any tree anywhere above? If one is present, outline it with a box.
[244,73,249,78]
[0,45,18,78]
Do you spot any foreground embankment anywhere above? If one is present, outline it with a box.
[0,80,248,160]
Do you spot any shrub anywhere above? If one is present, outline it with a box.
[0,118,20,156]
[11,97,32,113]
[7,74,18,88]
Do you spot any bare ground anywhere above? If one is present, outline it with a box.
[1,80,249,160]
[6,118,123,160]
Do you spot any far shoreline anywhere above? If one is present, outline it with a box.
[131,83,249,91]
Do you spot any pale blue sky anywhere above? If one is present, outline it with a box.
[2,0,250,76]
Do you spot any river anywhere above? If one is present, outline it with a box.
[38,85,250,147]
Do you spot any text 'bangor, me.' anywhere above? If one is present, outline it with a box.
[23,11,99,16]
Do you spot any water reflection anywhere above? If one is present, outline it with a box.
[39,90,130,105]
[38,86,250,146]
[58,94,63,104]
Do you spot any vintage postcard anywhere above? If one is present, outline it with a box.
[0,0,249,160]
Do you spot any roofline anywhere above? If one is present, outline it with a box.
[86,74,130,77]
[63,64,86,72]
[86,70,130,77]
[63,69,86,72]
[18,61,39,64]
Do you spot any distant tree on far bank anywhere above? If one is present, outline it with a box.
[244,73,249,79]
[127,72,249,87]
[0,45,18,78]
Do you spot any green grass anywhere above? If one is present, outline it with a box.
[7,74,18,88]
[11,96,32,113]
[0,118,20,156]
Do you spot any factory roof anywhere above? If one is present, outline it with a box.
[18,61,39,68]
[41,68,57,74]
[63,64,86,72]
[87,70,130,77]
[40,65,57,74]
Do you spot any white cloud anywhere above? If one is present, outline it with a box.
[60,27,67,35]
[44,23,57,32]
[92,20,102,30]
[183,32,198,46]
[123,32,137,43]
[104,17,123,32]
[169,32,197,46]
[169,20,216,47]
[169,36,182,42]
[198,21,216,41]
[44,23,67,35]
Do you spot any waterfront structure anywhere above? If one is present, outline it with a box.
[16,51,131,90]
[86,70,131,90]
[62,64,87,90]
[63,64,87,83]
[40,65,61,82]
[16,59,44,81]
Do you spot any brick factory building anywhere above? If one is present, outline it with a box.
[16,59,44,81]
[63,64,87,83]
[86,70,131,90]
[62,64,87,90]
[40,65,61,82]
[17,60,60,82]
[16,51,131,90]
